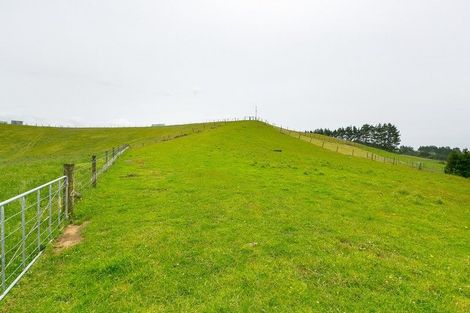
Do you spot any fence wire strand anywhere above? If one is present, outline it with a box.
[0,143,129,301]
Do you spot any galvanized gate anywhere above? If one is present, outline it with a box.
[0,176,69,301]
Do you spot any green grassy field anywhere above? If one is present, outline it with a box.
[279,127,445,172]
[0,122,218,200]
[0,121,469,312]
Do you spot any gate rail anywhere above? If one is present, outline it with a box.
[0,143,130,301]
[0,176,68,301]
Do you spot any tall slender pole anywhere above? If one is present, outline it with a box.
[1,205,5,291]
[57,180,61,226]
[64,164,74,219]
[92,155,97,188]
[37,190,41,251]
[48,184,52,237]
[21,197,26,268]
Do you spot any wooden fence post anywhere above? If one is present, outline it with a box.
[92,155,97,188]
[105,151,108,164]
[112,147,115,158]
[64,164,74,218]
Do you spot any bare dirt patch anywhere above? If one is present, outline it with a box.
[54,222,89,253]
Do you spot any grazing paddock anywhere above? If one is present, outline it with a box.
[0,121,469,312]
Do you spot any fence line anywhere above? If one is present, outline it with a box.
[74,144,129,193]
[0,144,129,301]
[0,117,443,301]
[188,117,444,173]
[0,176,67,301]
[207,116,443,173]
[0,122,248,301]
[0,120,235,302]
[272,125,443,173]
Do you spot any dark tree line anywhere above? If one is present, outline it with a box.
[445,150,470,178]
[313,123,401,151]
[398,145,461,161]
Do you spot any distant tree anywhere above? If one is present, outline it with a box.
[312,122,401,151]
[463,150,470,178]
[399,146,416,155]
[445,151,460,175]
[445,149,470,178]
[312,123,466,172]
[372,123,386,149]
[360,124,373,144]
[345,126,353,141]
[386,123,401,151]
[416,146,460,161]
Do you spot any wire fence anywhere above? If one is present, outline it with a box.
[183,116,439,172]
[0,117,443,302]
[216,117,444,173]
[74,144,129,194]
[0,122,239,301]
[273,125,444,173]
[178,117,444,173]
[0,144,129,301]
[0,122,240,301]
[0,176,68,301]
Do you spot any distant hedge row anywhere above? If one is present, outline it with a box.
[312,123,401,152]
[445,150,470,178]
[398,145,461,161]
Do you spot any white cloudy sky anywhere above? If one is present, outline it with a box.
[0,0,469,148]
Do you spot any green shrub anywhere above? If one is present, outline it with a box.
[445,149,470,178]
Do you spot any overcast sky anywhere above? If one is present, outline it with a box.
[0,0,469,148]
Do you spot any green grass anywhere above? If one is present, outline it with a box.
[280,127,445,172]
[0,122,218,200]
[1,121,469,312]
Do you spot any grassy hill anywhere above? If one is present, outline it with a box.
[0,122,218,200]
[0,121,469,312]
[278,127,445,172]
